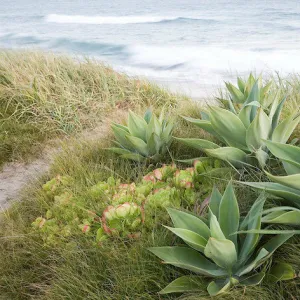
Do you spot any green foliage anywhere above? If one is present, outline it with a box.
[244,140,300,208]
[109,109,174,162]
[219,73,272,109]
[149,182,296,296]
[32,163,218,246]
[0,50,182,166]
[178,75,300,169]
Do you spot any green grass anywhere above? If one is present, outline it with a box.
[1,133,299,300]
[0,50,186,166]
[1,52,300,299]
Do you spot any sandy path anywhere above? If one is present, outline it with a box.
[0,110,126,209]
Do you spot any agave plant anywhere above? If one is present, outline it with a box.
[218,73,272,111]
[177,79,300,168]
[244,140,300,209]
[109,109,174,162]
[149,182,296,296]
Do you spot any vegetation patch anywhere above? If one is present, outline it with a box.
[1,52,300,300]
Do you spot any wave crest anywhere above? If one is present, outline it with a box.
[45,14,214,25]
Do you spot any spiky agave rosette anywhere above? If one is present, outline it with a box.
[149,182,298,296]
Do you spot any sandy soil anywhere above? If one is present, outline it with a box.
[0,109,127,209]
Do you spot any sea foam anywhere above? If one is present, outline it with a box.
[45,14,209,25]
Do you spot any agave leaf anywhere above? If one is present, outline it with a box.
[283,161,300,176]
[161,122,174,143]
[200,111,210,120]
[270,96,287,131]
[238,105,252,128]
[143,108,152,124]
[237,248,269,276]
[264,140,300,173]
[245,74,256,97]
[225,82,245,103]
[262,210,300,225]
[265,171,300,191]
[209,186,222,218]
[147,132,159,156]
[239,193,266,231]
[209,211,226,240]
[237,77,246,93]
[272,113,300,144]
[246,109,271,151]
[147,114,161,140]
[218,182,239,248]
[148,246,227,276]
[128,110,148,141]
[226,98,238,114]
[121,153,145,162]
[175,137,220,151]
[243,80,260,107]
[265,140,300,165]
[111,122,129,132]
[176,157,211,165]
[159,276,204,294]
[126,135,149,156]
[262,233,295,253]
[267,263,296,283]
[237,230,300,234]
[111,124,135,151]
[204,237,237,270]
[242,182,300,207]
[167,208,210,240]
[261,80,273,104]
[209,106,248,150]
[207,279,231,296]
[205,147,248,168]
[181,116,219,137]
[238,193,265,264]
[255,147,269,169]
[165,226,208,252]
[239,271,265,286]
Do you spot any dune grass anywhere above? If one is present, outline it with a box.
[1,52,300,299]
[0,51,185,166]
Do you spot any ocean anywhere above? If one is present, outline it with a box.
[1,0,300,97]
